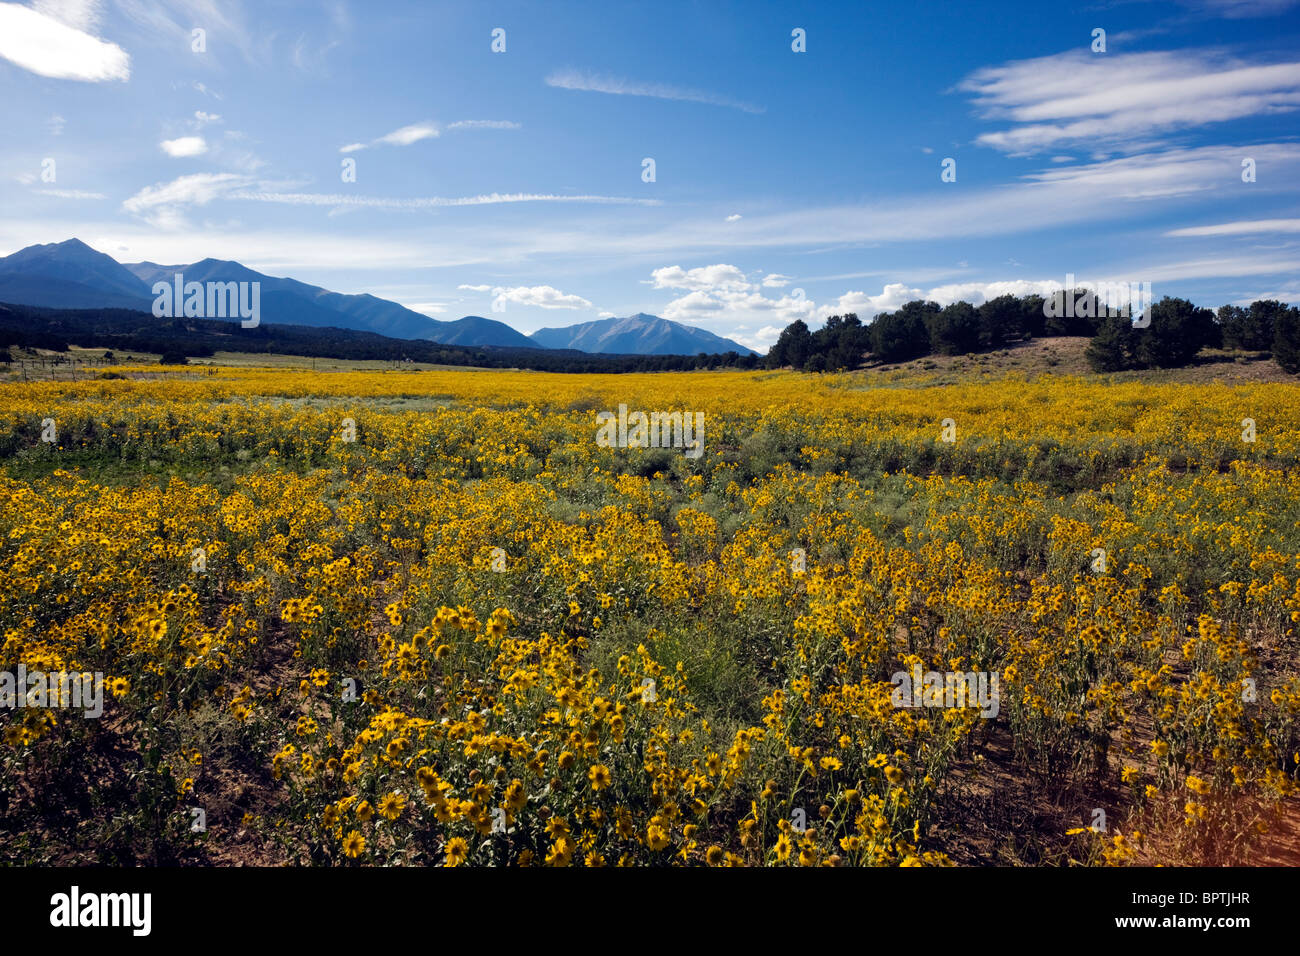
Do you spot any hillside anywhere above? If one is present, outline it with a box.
[858,336,1298,386]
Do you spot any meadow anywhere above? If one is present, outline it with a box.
[1,364,1298,866]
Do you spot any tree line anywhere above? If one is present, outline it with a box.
[0,302,762,373]
[764,290,1300,374]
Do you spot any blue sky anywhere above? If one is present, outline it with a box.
[1,0,1298,352]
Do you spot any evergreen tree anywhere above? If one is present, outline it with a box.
[1085,314,1138,372]
[1273,305,1300,374]
[1222,300,1287,351]
[767,319,812,368]
[926,301,980,355]
[977,294,1024,348]
[1134,297,1216,368]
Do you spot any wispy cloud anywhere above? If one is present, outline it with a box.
[0,1,128,80]
[960,49,1300,154]
[1165,218,1300,236]
[34,187,105,199]
[545,68,765,113]
[115,0,262,67]
[341,119,522,152]
[445,120,521,131]
[121,172,249,228]
[1181,0,1300,17]
[33,0,103,32]
[224,191,664,209]
[119,172,664,228]
[340,122,437,153]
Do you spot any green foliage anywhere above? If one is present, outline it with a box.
[1085,314,1140,372]
[926,301,981,355]
[765,319,812,369]
[1273,305,1300,374]
[1134,297,1217,369]
[1219,300,1288,352]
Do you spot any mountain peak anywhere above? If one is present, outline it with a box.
[0,237,152,305]
[529,313,754,355]
[0,239,756,356]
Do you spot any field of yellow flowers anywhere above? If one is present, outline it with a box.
[1,365,1298,866]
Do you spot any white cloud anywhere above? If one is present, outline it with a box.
[545,69,764,113]
[960,49,1300,154]
[339,143,366,153]
[0,1,129,81]
[405,302,448,316]
[160,136,208,157]
[375,122,438,146]
[194,110,221,125]
[598,311,615,318]
[661,288,814,327]
[491,285,592,311]
[458,284,491,292]
[726,214,742,222]
[1165,218,1300,237]
[762,273,791,287]
[816,285,920,318]
[46,113,65,135]
[809,263,1300,324]
[732,325,784,353]
[651,264,751,292]
[815,280,1069,321]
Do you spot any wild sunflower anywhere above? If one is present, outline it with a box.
[342,830,366,858]
[377,791,406,821]
[774,833,793,862]
[444,836,469,867]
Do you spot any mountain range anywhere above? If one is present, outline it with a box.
[0,239,755,356]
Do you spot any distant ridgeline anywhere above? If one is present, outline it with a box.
[0,302,764,373]
[765,293,1300,374]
